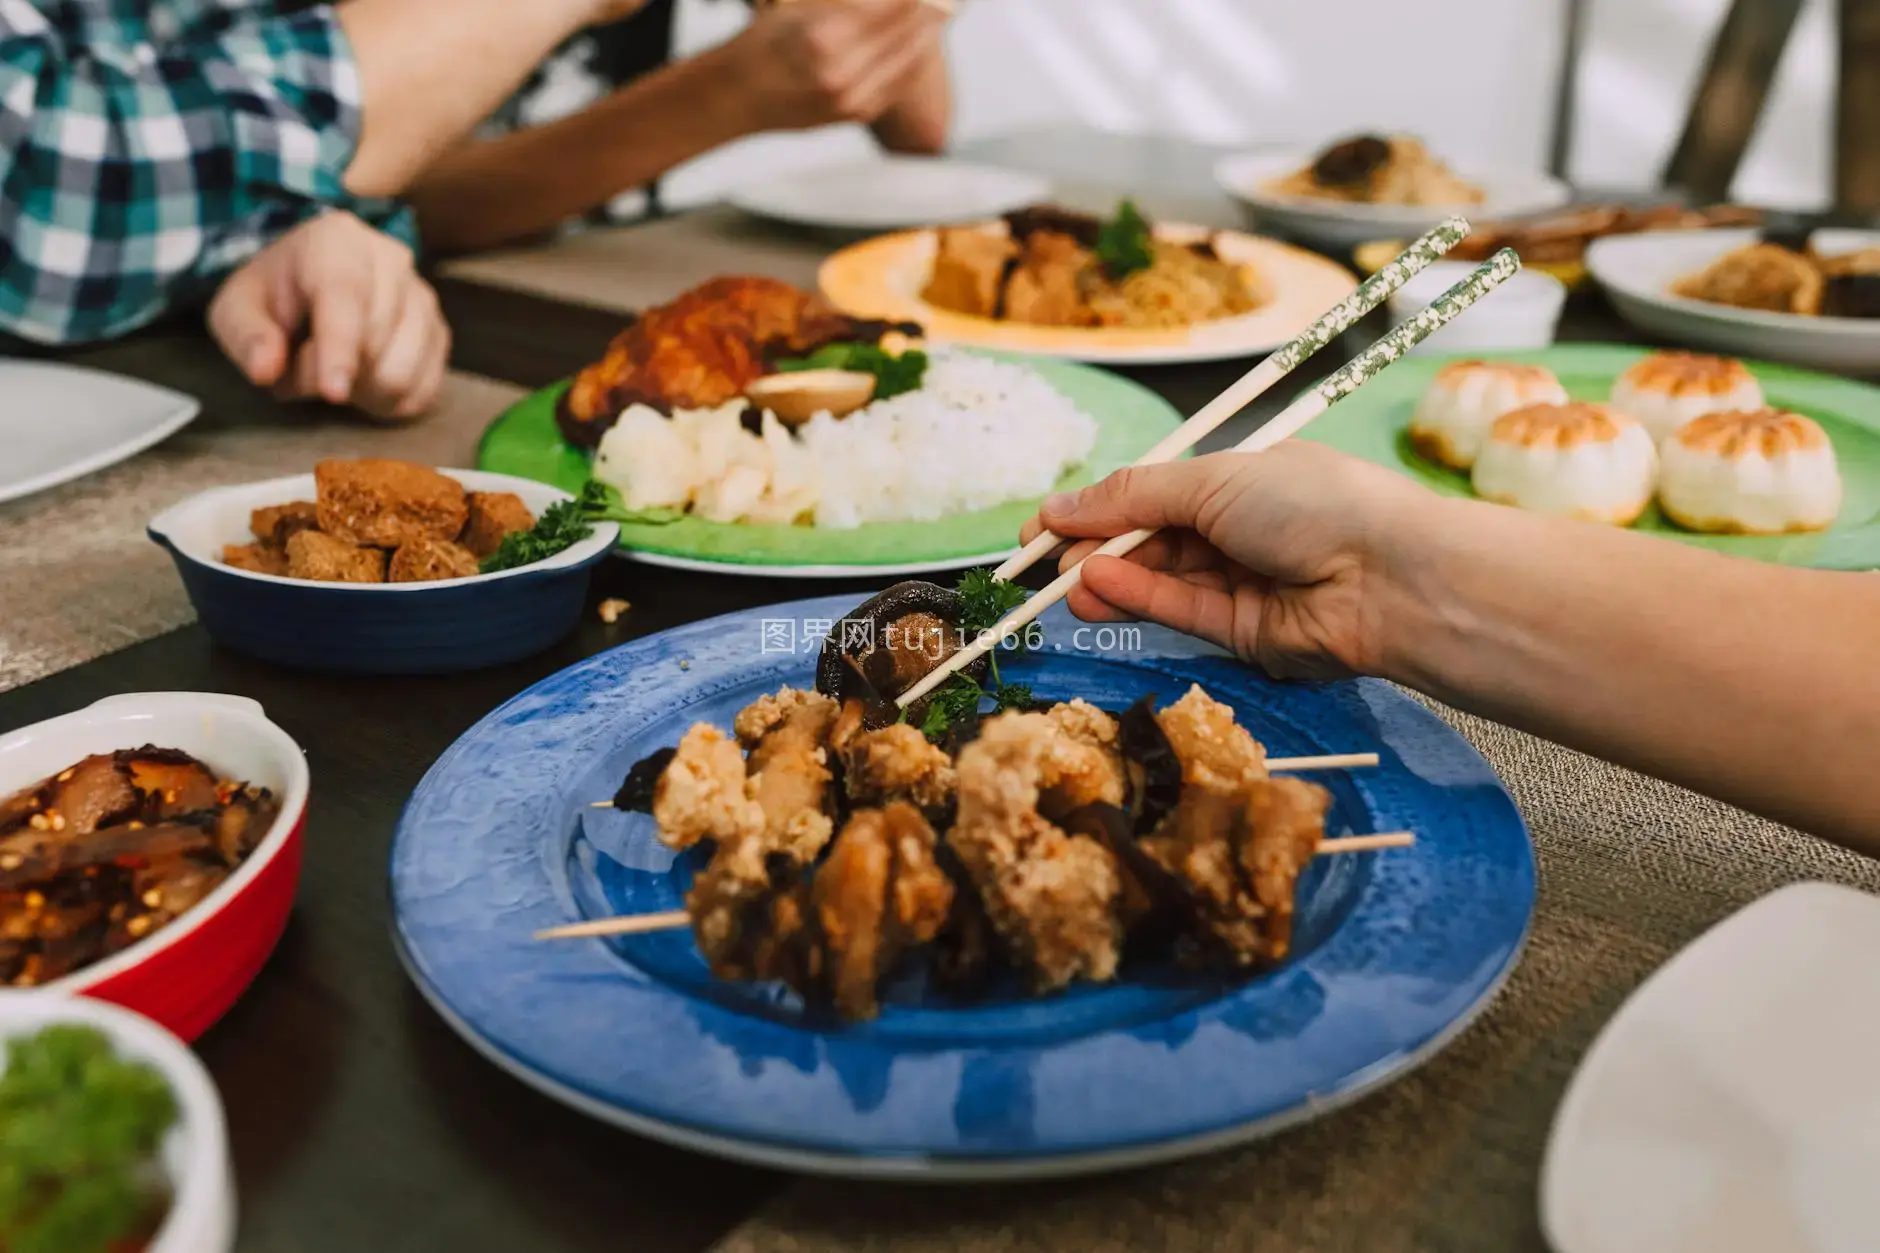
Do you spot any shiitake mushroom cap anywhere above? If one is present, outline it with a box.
[1311,135,1391,188]
[815,581,991,722]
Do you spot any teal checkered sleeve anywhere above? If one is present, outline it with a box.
[0,0,416,346]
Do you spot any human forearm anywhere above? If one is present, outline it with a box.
[406,49,754,255]
[1379,497,1880,847]
[336,0,602,198]
[869,44,951,154]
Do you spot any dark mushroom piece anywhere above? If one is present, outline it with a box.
[814,581,991,722]
[1310,135,1392,190]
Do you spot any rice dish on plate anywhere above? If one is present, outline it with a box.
[592,350,1098,529]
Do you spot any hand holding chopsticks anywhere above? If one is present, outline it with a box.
[898,247,1523,711]
[992,216,1472,583]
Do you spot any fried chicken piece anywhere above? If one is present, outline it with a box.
[1156,685,1267,794]
[388,534,481,583]
[652,724,763,851]
[250,501,321,547]
[735,688,840,865]
[810,803,954,1020]
[221,543,288,576]
[314,459,469,548]
[1136,688,1329,967]
[558,277,918,447]
[836,723,957,813]
[1038,700,1125,818]
[459,491,536,560]
[1241,777,1332,959]
[951,712,1124,992]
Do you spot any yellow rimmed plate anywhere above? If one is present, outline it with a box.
[818,223,1359,365]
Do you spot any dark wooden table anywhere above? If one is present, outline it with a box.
[1,140,1670,1253]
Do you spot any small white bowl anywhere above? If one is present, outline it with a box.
[1388,260,1567,354]
[1214,147,1571,250]
[1587,228,1880,373]
[0,992,235,1253]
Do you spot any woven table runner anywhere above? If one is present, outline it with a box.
[436,188,1242,314]
[0,349,523,694]
[715,704,1880,1253]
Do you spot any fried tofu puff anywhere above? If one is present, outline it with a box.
[733,688,840,865]
[951,711,1125,992]
[1138,686,1329,966]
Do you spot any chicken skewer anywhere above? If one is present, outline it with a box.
[586,749,1383,808]
[991,217,1471,583]
[897,249,1524,712]
[532,833,1413,942]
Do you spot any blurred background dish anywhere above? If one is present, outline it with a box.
[0,361,199,506]
[1354,203,1766,291]
[0,992,236,1253]
[1587,228,1880,373]
[726,156,1052,232]
[1213,143,1569,250]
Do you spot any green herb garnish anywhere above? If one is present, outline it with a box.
[777,342,929,401]
[1096,199,1154,279]
[479,482,680,575]
[918,675,1037,743]
[956,567,1030,639]
[0,1024,178,1253]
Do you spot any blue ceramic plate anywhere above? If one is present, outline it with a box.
[391,596,1535,1179]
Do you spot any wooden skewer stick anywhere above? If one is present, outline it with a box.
[991,217,1472,583]
[1265,752,1380,772]
[532,831,1416,940]
[589,751,1380,810]
[896,249,1524,713]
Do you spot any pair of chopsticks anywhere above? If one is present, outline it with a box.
[896,226,1521,712]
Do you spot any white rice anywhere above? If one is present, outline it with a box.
[592,349,1099,529]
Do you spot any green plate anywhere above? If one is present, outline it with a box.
[477,353,1184,574]
[1298,343,1880,570]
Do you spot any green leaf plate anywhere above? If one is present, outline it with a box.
[1298,343,1880,570]
[476,353,1185,576]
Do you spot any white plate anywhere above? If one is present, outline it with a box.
[1541,882,1880,1253]
[0,360,199,504]
[1587,228,1880,374]
[728,157,1053,232]
[0,993,235,1253]
[1213,148,1571,250]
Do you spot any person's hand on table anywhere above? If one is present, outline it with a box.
[207,211,451,421]
[1026,443,1428,682]
[719,0,946,132]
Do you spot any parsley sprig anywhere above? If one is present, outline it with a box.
[777,342,929,401]
[1096,199,1154,280]
[913,568,1041,742]
[479,481,680,574]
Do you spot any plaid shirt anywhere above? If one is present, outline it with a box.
[0,0,413,346]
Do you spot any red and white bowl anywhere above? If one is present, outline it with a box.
[0,692,309,1040]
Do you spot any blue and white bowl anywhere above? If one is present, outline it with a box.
[148,469,617,675]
